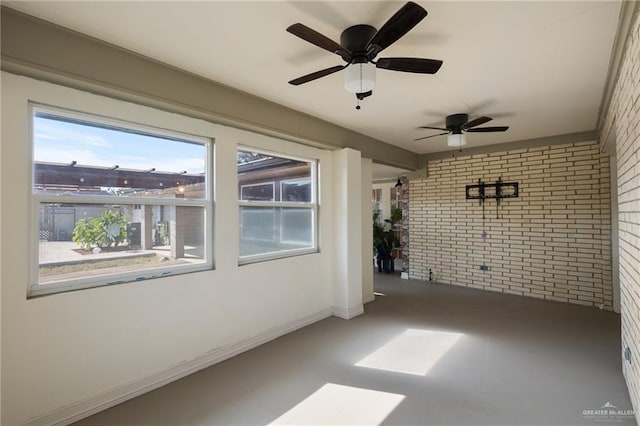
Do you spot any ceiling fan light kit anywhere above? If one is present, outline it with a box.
[286,2,443,109]
[344,62,375,94]
[447,132,467,147]
[416,113,510,147]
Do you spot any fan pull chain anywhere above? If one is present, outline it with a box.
[356,64,363,110]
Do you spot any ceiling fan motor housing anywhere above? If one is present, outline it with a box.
[340,25,377,60]
[446,113,469,132]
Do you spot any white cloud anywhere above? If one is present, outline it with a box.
[35,120,112,148]
[34,148,205,174]
[34,147,100,165]
[34,132,62,141]
[34,117,205,173]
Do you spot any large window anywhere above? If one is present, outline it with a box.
[238,148,317,262]
[31,105,213,296]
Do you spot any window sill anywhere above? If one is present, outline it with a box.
[238,248,319,266]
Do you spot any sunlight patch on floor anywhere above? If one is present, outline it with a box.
[269,383,405,425]
[355,328,463,376]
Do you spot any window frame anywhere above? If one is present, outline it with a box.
[29,103,214,297]
[237,146,318,265]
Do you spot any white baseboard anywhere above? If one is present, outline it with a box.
[363,294,375,304]
[333,304,364,319]
[25,308,333,426]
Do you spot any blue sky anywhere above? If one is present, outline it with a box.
[33,115,206,174]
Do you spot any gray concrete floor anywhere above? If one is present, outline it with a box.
[75,272,636,426]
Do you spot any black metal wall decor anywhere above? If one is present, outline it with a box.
[466,177,519,223]
[465,177,520,272]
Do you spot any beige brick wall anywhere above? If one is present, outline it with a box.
[600,7,640,420]
[409,141,612,311]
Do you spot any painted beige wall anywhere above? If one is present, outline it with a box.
[362,159,374,304]
[0,70,3,425]
[0,72,358,425]
[331,149,364,319]
[599,6,640,420]
[410,141,613,310]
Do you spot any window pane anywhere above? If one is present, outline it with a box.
[38,202,206,285]
[238,149,311,202]
[281,180,311,202]
[390,187,398,209]
[280,208,313,245]
[240,183,274,201]
[240,206,313,257]
[372,188,382,221]
[240,207,275,243]
[33,113,207,199]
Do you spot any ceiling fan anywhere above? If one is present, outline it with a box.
[287,1,443,109]
[415,114,509,147]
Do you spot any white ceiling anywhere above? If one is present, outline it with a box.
[7,1,620,164]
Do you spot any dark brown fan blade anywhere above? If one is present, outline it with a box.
[368,2,427,56]
[419,126,448,131]
[414,132,449,141]
[376,57,442,74]
[288,65,346,86]
[466,126,509,133]
[287,23,349,59]
[463,116,492,129]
